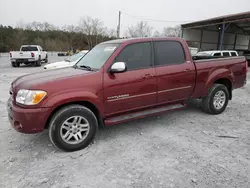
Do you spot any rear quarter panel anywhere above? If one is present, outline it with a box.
[192,57,247,98]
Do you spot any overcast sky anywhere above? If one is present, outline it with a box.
[0,0,249,36]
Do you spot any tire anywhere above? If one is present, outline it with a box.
[45,54,48,63]
[201,84,229,114]
[49,105,98,152]
[11,62,16,67]
[35,59,41,67]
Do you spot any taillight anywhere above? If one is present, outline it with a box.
[31,52,34,57]
[10,52,12,58]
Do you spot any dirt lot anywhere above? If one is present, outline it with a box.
[0,55,250,188]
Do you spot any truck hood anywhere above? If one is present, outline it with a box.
[12,67,92,90]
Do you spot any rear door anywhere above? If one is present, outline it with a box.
[153,40,196,104]
[103,42,157,116]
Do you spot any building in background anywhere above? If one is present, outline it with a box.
[181,11,250,52]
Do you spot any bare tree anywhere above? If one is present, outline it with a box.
[16,20,26,29]
[62,25,77,32]
[79,16,104,49]
[153,30,162,37]
[163,25,181,37]
[126,21,153,38]
[103,28,116,38]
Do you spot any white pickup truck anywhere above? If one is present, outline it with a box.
[10,45,48,67]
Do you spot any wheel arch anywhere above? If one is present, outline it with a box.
[45,100,104,129]
[205,68,234,100]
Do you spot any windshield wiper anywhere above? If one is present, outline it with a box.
[78,65,93,71]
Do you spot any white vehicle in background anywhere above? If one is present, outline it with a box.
[10,45,48,67]
[189,47,199,56]
[43,50,89,70]
[196,50,239,57]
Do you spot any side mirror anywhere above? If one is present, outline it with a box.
[109,62,127,74]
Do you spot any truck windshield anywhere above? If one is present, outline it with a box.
[75,43,120,70]
[21,46,38,51]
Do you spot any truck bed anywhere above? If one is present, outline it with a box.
[192,56,247,98]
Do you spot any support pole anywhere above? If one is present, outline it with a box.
[199,29,203,51]
[117,11,121,38]
[219,23,225,50]
[233,34,238,50]
[248,37,250,50]
[181,28,184,38]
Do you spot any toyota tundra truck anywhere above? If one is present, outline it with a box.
[7,37,248,152]
[10,45,48,67]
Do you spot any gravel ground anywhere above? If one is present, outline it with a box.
[0,55,250,188]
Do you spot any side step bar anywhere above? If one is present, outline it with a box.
[104,103,186,126]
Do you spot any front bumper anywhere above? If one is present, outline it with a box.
[7,98,51,134]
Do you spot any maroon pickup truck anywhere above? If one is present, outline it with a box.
[7,37,248,151]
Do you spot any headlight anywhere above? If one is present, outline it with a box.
[16,89,47,105]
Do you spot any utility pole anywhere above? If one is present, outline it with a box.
[117,11,121,38]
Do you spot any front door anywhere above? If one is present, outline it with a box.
[153,40,196,104]
[103,42,157,116]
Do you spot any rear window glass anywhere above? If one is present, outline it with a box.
[213,53,221,57]
[154,41,185,66]
[222,52,230,57]
[231,52,237,56]
[21,46,38,51]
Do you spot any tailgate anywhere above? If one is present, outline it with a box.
[12,51,32,59]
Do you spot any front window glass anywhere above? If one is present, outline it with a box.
[75,43,120,70]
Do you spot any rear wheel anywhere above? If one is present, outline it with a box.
[201,84,229,114]
[49,105,98,152]
[35,58,41,67]
[11,62,16,67]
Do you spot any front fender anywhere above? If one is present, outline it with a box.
[205,68,234,94]
[42,90,104,116]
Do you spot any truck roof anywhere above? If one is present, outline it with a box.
[21,45,40,47]
[198,50,237,54]
[101,37,183,44]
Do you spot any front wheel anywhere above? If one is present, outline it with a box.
[45,54,48,63]
[49,105,98,152]
[201,84,229,114]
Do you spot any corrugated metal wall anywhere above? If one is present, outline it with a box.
[182,27,250,51]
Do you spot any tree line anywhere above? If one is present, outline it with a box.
[0,16,181,52]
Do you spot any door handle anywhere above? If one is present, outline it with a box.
[142,74,154,79]
[185,69,191,72]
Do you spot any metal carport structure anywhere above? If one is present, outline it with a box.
[181,11,250,52]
